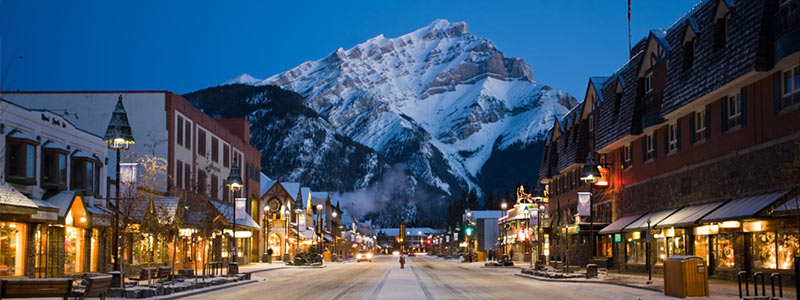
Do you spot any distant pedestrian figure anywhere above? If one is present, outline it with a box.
[399,255,406,269]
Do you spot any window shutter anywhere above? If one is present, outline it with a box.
[676,121,682,149]
[653,132,658,159]
[773,72,782,114]
[689,112,696,144]
[705,105,712,139]
[740,87,748,125]
[663,127,669,154]
[642,138,647,162]
[721,97,729,133]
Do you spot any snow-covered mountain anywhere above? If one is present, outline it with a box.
[230,19,576,197]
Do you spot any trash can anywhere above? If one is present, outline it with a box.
[585,264,598,278]
[664,255,709,298]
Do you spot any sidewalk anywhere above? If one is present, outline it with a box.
[518,267,797,299]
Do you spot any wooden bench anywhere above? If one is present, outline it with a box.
[0,278,73,300]
[126,267,157,287]
[71,275,112,300]
[155,267,172,282]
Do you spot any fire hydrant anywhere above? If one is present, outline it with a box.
[399,256,406,269]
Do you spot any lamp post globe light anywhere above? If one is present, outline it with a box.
[226,159,244,274]
[103,95,135,275]
[580,152,602,267]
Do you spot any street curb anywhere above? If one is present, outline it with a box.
[154,279,257,300]
[514,273,663,293]
[242,264,326,275]
[243,266,288,274]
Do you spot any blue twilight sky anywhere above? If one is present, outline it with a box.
[1,0,698,98]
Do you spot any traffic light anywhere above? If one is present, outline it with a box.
[465,226,473,236]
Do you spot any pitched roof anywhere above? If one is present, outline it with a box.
[210,200,260,229]
[260,176,277,197]
[0,181,38,209]
[280,182,300,200]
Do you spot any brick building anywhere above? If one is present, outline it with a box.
[539,0,800,281]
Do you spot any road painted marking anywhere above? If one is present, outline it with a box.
[368,267,392,300]
[410,265,435,300]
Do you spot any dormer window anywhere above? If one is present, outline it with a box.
[683,39,695,71]
[645,73,653,94]
[713,2,731,52]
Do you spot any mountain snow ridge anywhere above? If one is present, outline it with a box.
[225,19,576,195]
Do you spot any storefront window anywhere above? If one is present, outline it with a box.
[268,233,281,256]
[657,229,686,264]
[90,229,99,272]
[754,231,799,270]
[695,235,710,266]
[0,222,26,277]
[626,232,646,264]
[716,233,735,269]
[65,226,85,274]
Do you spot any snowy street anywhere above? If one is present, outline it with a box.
[186,255,678,300]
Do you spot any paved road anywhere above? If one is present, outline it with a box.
[186,255,675,300]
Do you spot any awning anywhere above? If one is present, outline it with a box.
[773,194,800,214]
[701,191,787,222]
[0,181,39,211]
[598,213,644,234]
[624,208,681,232]
[655,202,726,228]
[323,233,334,242]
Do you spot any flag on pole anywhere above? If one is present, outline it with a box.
[628,0,631,20]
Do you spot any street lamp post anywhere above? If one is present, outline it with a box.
[263,204,271,263]
[526,208,534,269]
[581,152,602,266]
[316,204,324,261]
[332,210,338,258]
[294,199,304,262]
[225,159,243,274]
[103,95,135,276]
[501,202,507,258]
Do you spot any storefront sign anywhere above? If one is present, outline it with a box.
[694,224,719,236]
[614,233,622,243]
[31,210,58,221]
[743,221,766,232]
[719,221,741,228]
[93,217,111,227]
[577,192,591,216]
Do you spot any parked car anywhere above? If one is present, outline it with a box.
[407,252,416,257]
[356,250,373,262]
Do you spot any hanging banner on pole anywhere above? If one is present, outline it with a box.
[578,192,591,217]
[530,209,539,226]
[235,197,247,219]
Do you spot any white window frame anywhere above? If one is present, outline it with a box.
[668,124,678,153]
[645,134,655,161]
[727,93,742,128]
[694,109,706,141]
[782,64,800,110]
[645,73,653,94]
